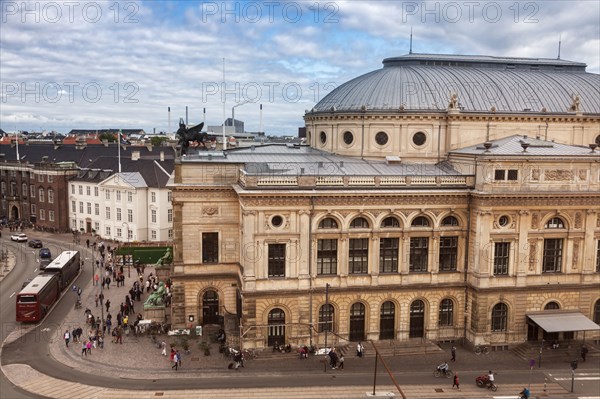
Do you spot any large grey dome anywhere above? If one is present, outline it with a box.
[312,54,600,114]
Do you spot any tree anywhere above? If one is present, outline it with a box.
[98,132,117,142]
[151,136,168,146]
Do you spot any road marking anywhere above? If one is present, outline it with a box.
[554,377,600,381]
[34,268,38,272]
[578,397,600,399]
[10,291,16,298]
[41,328,50,332]
[493,396,519,399]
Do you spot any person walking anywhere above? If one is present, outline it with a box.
[451,346,456,362]
[171,349,178,371]
[64,330,70,347]
[453,373,460,390]
[81,340,87,356]
[105,299,111,313]
[356,341,364,357]
[581,345,588,362]
[338,354,345,369]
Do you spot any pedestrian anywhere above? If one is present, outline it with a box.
[161,341,167,356]
[86,339,92,355]
[81,340,87,356]
[105,299,111,313]
[177,350,182,368]
[581,345,588,362]
[94,274,99,286]
[453,373,460,389]
[451,346,456,362]
[357,341,364,357]
[86,238,90,248]
[329,348,338,369]
[95,294,99,307]
[64,330,70,347]
[338,354,345,369]
[171,349,178,370]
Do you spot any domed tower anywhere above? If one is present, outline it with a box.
[304,53,600,162]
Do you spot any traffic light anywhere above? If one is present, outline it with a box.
[571,360,578,370]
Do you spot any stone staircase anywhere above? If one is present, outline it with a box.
[511,340,600,363]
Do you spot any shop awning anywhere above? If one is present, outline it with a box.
[527,311,600,333]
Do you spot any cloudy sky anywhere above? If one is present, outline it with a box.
[1,0,599,135]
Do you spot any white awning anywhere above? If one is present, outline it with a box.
[527,311,600,333]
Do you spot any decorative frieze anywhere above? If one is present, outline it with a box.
[544,170,573,181]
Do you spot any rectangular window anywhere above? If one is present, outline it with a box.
[168,229,173,239]
[105,207,111,219]
[438,236,458,272]
[151,192,156,202]
[128,229,133,240]
[168,209,173,222]
[542,238,563,273]
[94,187,99,196]
[72,201,76,213]
[38,188,44,202]
[493,242,510,275]
[39,209,45,220]
[597,240,600,273]
[379,237,399,273]
[71,184,75,194]
[494,170,505,180]
[116,208,122,221]
[128,192,133,202]
[409,237,429,272]
[48,190,54,204]
[268,243,286,277]
[202,232,219,263]
[87,202,91,214]
[105,191,110,200]
[151,230,157,239]
[317,239,337,275]
[168,191,172,202]
[86,186,91,196]
[38,174,44,183]
[116,228,122,237]
[47,175,53,183]
[72,219,76,229]
[79,202,83,213]
[127,209,133,223]
[95,203,99,215]
[94,222,100,232]
[507,169,518,180]
[106,226,111,236]
[116,191,121,201]
[30,185,35,198]
[151,209,157,223]
[48,210,54,221]
[348,238,368,274]
[22,183,27,197]
[31,204,36,214]
[78,185,82,194]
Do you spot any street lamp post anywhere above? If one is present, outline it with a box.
[323,283,330,373]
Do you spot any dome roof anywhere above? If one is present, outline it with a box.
[312,54,600,114]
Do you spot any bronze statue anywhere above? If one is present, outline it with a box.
[176,119,209,155]
[144,282,166,307]
[155,247,173,268]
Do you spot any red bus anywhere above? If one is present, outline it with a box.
[44,250,81,290]
[16,274,60,322]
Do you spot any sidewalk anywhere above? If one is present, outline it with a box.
[0,232,594,398]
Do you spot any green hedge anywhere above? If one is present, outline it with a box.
[116,246,172,264]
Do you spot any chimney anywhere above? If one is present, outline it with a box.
[131,150,140,161]
[102,139,109,147]
[160,151,164,161]
[146,143,153,151]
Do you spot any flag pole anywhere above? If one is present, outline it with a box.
[118,129,122,173]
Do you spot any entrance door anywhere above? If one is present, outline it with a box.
[349,302,366,341]
[202,290,219,325]
[527,322,540,341]
[86,221,92,234]
[10,205,19,220]
[379,301,395,340]
[409,300,425,338]
[268,308,285,347]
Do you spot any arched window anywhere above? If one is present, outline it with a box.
[379,301,395,340]
[545,217,565,229]
[439,299,454,326]
[350,217,369,228]
[381,216,400,228]
[411,216,430,227]
[47,189,54,204]
[544,301,560,310]
[409,300,425,338]
[349,303,366,341]
[202,290,219,324]
[319,217,338,229]
[319,304,334,332]
[594,300,600,325]
[491,303,508,332]
[441,216,459,227]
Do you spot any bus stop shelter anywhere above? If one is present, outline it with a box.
[527,311,600,342]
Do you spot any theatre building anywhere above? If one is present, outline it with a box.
[169,54,600,349]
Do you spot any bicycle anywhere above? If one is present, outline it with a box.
[474,345,489,355]
[242,348,258,360]
[433,367,454,378]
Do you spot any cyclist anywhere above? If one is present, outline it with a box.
[519,387,530,399]
[437,361,450,375]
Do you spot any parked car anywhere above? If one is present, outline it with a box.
[39,248,52,259]
[28,239,43,248]
[11,233,28,242]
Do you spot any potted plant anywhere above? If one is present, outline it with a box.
[199,341,210,356]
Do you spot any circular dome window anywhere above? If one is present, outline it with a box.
[412,132,427,146]
[271,215,283,228]
[498,215,510,227]
[375,131,389,146]
[320,131,327,145]
[343,131,354,145]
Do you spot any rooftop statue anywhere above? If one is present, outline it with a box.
[176,119,208,155]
